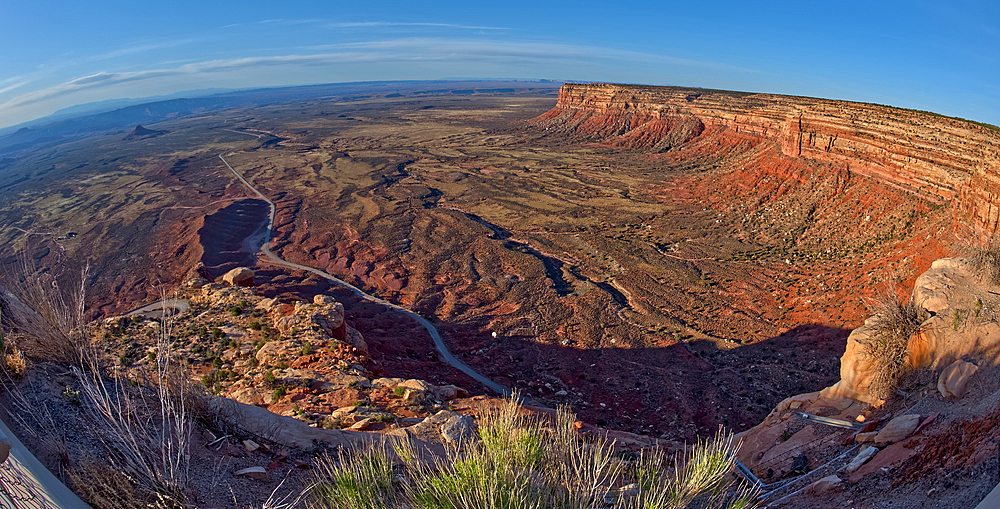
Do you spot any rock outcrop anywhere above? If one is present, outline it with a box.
[822,257,999,403]
[122,124,166,140]
[736,256,1000,499]
[534,83,1000,237]
[222,267,255,286]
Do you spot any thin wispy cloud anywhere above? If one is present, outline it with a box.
[328,22,508,30]
[257,18,324,25]
[92,38,199,61]
[0,37,754,127]
[0,81,28,96]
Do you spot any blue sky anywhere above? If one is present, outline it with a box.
[0,0,997,128]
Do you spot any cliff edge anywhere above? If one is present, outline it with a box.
[736,256,1000,507]
[535,83,1000,238]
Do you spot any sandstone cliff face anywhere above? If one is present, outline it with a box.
[536,83,1000,237]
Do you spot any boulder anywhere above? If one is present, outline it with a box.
[397,379,432,393]
[372,377,405,388]
[332,406,358,418]
[229,387,268,406]
[440,414,474,444]
[874,414,921,445]
[432,384,469,401]
[912,258,969,314]
[346,326,368,356]
[348,417,373,431]
[938,360,979,399]
[223,267,255,286]
[855,431,878,443]
[387,410,462,445]
[403,389,425,405]
[805,475,842,496]
[255,340,297,366]
[256,297,280,311]
[209,396,374,450]
[193,262,214,281]
[846,446,879,473]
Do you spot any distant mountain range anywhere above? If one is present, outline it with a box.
[0,80,561,156]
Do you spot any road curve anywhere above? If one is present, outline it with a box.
[218,154,510,397]
[126,298,190,319]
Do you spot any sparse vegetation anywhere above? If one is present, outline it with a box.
[307,394,756,509]
[965,237,1000,286]
[862,289,924,400]
[1,257,204,507]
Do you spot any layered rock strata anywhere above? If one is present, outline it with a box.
[535,83,1000,237]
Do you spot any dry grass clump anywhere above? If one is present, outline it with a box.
[70,305,195,508]
[862,290,924,400]
[1,252,198,508]
[307,394,756,509]
[0,316,27,376]
[0,253,89,365]
[68,459,164,509]
[963,237,1000,286]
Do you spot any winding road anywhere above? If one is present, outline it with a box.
[218,154,511,397]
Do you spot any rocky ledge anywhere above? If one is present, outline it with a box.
[98,265,470,432]
[736,256,1000,506]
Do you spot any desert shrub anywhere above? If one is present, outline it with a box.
[72,312,195,508]
[309,439,399,509]
[273,385,288,402]
[0,254,88,365]
[2,253,201,506]
[69,459,162,509]
[964,237,1000,285]
[862,292,924,400]
[308,393,756,509]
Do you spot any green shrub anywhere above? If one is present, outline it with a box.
[309,441,398,509]
[307,394,755,509]
[272,386,287,403]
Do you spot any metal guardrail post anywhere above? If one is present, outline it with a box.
[733,458,764,489]
[795,412,864,430]
[0,416,90,508]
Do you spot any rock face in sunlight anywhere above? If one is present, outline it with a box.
[822,257,1000,403]
[537,83,1000,237]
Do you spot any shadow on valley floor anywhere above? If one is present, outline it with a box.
[198,199,270,276]
[248,264,849,442]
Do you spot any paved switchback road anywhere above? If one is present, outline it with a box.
[218,154,511,397]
